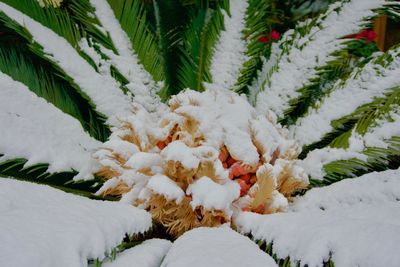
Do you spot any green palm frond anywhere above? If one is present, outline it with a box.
[2,0,81,45]
[177,3,225,91]
[152,0,189,98]
[67,0,117,52]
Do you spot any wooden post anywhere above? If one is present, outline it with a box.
[373,16,387,51]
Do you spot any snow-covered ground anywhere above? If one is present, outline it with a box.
[0,178,152,267]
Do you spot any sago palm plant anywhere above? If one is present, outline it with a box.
[1,0,400,266]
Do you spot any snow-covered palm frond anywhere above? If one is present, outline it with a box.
[294,45,400,150]
[236,168,400,267]
[0,0,166,184]
[0,3,133,124]
[0,72,100,179]
[0,178,152,267]
[255,0,400,120]
[206,0,278,95]
[302,107,400,185]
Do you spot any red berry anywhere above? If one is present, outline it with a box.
[156,141,166,150]
[239,174,251,183]
[258,36,269,44]
[271,30,281,40]
[226,157,237,167]
[230,164,242,177]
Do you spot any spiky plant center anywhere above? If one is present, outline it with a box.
[94,89,308,237]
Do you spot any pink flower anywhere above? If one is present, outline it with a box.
[271,30,281,40]
[258,36,269,44]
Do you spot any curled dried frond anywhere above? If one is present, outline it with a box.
[148,195,226,237]
[250,166,275,211]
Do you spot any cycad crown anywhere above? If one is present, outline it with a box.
[1,0,400,266]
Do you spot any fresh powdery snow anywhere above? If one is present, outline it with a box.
[235,169,400,267]
[187,177,240,214]
[363,112,400,148]
[0,178,152,267]
[206,0,249,91]
[102,239,172,267]
[147,174,185,203]
[0,73,100,178]
[161,227,277,267]
[256,0,395,118]
[299,147,367,179]
[0,3,133,125]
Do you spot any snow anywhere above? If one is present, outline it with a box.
[250,115,296,163]
[161,227,277,267]
[161,141,200,169]
[147,174,185,203]
[102,239,172,267]
[292,40,400,147]
[0,178,152,267]
[0,73,100,179]
[207,0,249,91]
[125,152,163,170]
[169,89,261,164]
[235,169,400,267]
[0,3,133,125]
[102,140,140,160]
[187,177,240,214]
[364,112,400,148]
[256,0,396,118]
[291,168,400,211]
[299,147,367,179]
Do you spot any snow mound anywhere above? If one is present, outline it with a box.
[235,169,400,267]
[103,239,172,267]
[0,178,152,267]
[161,227,277,267]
